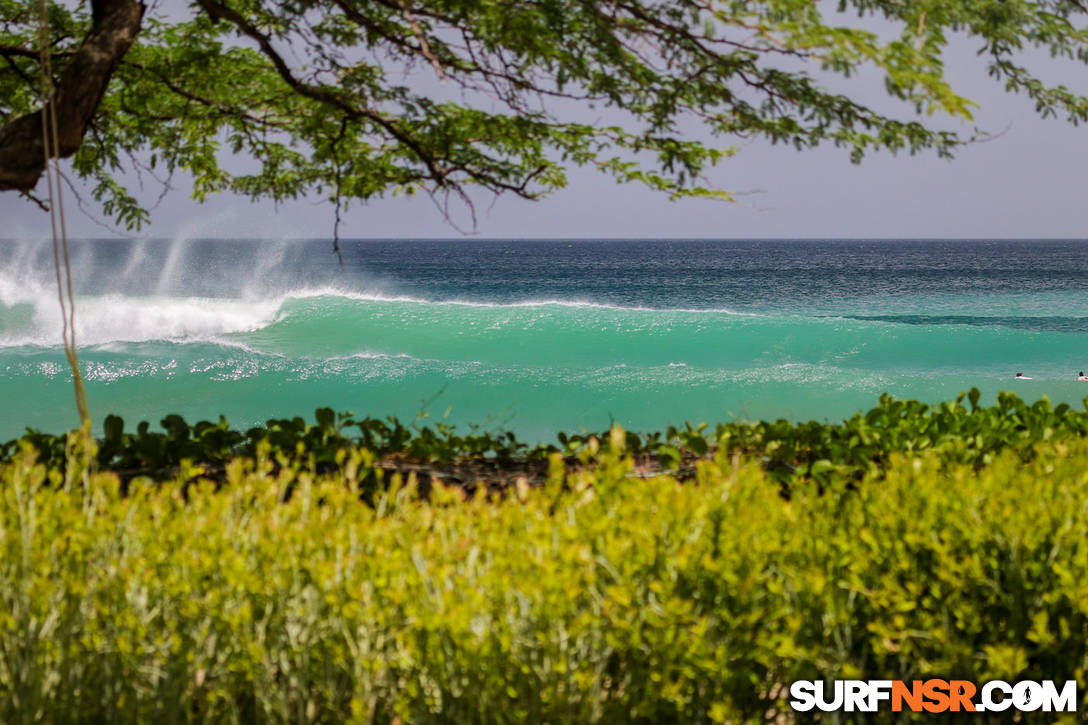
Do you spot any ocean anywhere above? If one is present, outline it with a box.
[1,238,1086,442]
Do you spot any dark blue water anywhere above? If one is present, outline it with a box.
[332,238,1088,310]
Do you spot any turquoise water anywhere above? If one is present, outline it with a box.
[2,239,1087,441]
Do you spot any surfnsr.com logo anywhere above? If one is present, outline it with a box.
[789,679,1077,714]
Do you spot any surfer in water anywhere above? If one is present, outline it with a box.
[1015,372,1032,380]
[1078,372,1088,381]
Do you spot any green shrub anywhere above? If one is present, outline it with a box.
[1,432,1087,722]
[3,389,1086,491]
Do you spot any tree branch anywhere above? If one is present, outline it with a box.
[0,43,75,59]
[122,58,289,129]
[195,0,447,185]
[0,0,146,192]
[0,43,42,59]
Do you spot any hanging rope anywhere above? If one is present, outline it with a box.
[331,116,348,268]
[37,0,90,430]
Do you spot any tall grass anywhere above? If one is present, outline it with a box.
[2,436,1087,722]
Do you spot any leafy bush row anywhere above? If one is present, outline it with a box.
[2,409,530,474]
[3,389,1086,487]
[3,434,1088,722]
[562,389,1088,482]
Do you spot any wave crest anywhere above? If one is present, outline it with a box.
[0,282,754,348]
[0,288,282,347]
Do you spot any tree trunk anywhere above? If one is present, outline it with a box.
[0,0,145,192]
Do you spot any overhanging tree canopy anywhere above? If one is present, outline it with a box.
[2,0,1088,230]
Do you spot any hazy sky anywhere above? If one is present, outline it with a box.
[3,14,1087,240]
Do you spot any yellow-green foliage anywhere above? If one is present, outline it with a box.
[2,438,1088,723]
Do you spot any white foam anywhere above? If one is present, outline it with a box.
[0,286,282,347]
[280,286,755,315]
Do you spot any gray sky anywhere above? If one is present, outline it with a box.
[3,16,1087,240]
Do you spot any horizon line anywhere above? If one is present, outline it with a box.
[4,236,1088,243]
